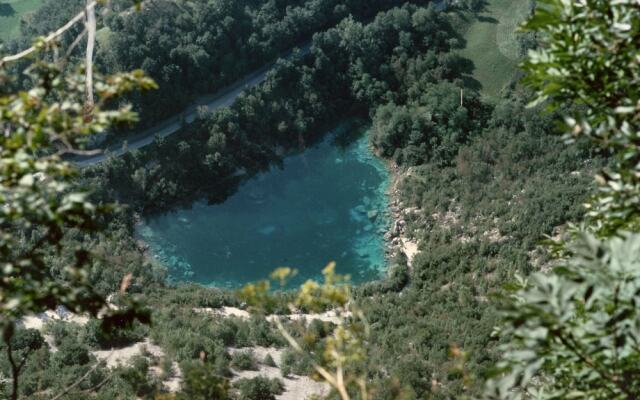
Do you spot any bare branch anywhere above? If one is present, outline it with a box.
[51,358,110,400]
[273,318,350,400]
[0,1,98,66]
[61,28,88,68]
[6,338,18,400]
[84,0,97,120]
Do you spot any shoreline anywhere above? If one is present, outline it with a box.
[134,128,419,285]
[380,156,420,270]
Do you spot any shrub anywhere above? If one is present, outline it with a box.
[230,350,258,371]
[234,376,284,400]
[54,341,91,367]
[178,361,230,399]
[263,354,277,368]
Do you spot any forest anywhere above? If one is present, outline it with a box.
[2,0,637,399]
[87,1,476,212]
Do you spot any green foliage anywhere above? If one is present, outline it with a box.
[263,353,277,368]
[0,2,156,397]
[241,265,372,399]
[487,233,640,399]
[6,329,43,354]
[371,81,484,165]
[0,60,151,327]
[279,353,292,378]
[0,1,610,399]
[177,360,231,400]
[521,0,640,236]
[81,2,593,398]
[54,341,91,367]
[487,1,640,399]
[233,376,284,400]
[230,350,258,371]
[92,2,468,212]
[148,300,283,368]
[81,0,435,132]
[279,347,314,377]
[354,89,592,398]
[83,318,147,349]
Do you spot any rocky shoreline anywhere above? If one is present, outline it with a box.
[382,163,420,268]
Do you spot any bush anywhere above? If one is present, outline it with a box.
[178,361,230,399]
[83,319,147,349]
[117,356,158,397]
[54,341,91,367]
[234,376,284,400]
[279,350,295,378]
[230,350,258,371]
[263,354,277,367]
[45,320,77,347]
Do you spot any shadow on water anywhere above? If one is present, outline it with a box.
[162,118,367,212]
[330,119,368,150]
[139,123,390,288]
[0,4,15,17]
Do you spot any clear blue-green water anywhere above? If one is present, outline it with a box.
[137,128,390,288]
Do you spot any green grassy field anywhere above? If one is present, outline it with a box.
[0,0,44,42]
[458,0,531,98]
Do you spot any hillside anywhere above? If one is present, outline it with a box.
[0,1,622,400]
[0,0,43,41]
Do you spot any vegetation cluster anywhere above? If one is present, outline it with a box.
[4,0,637,399]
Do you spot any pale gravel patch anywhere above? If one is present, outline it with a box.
[229,347,329,400]
[21,310,89,330]
[150,361,182,392]
[162,364,183,393]
[400,239,419,266]
[92,338,165,368]
[195,307,346,325]
[20,305,332,396]
[193,306,250,319]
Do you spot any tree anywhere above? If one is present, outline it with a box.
[487,1,640,398]
[0,1,154,398]
[488,233,640,399]
[2,329,44,399]
[520,0,640,237]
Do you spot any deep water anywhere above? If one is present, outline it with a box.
[138,128,390,288]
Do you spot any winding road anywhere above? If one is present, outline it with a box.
[75,1,448,168]
[76,44,311,168]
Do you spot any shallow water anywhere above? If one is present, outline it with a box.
[138,128,390,288]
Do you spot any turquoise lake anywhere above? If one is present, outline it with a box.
[137,129,390,288]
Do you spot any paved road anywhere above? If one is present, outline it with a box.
[76,1,447,168]
[76,44,311,168]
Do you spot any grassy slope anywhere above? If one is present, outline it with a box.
[458,0,530,98]
[0,0,44,41]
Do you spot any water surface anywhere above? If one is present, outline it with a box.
[138,128,390,288]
